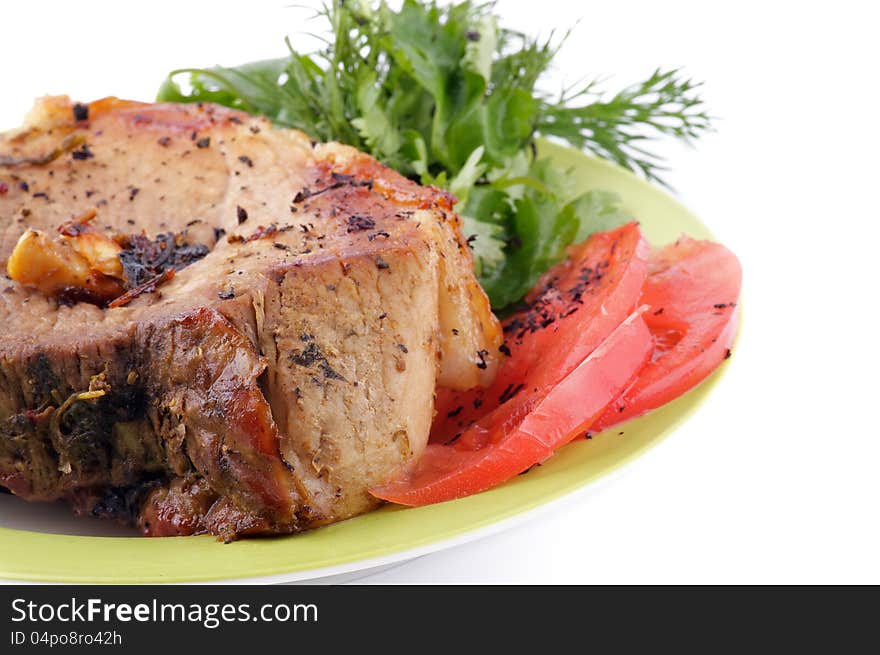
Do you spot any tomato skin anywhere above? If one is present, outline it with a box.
[432,222,649,442]
[370,311,654,506]
[593,237,742,430]
[373,230,741,508]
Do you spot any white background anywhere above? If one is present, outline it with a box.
[1,0,878,583]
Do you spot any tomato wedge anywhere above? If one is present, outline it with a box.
[431,222,649,442]
[370,311,654,506]
[593,236,742,430]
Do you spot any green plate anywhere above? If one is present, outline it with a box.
[0,142,731,583]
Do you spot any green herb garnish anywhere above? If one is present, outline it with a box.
[158,0,710,309]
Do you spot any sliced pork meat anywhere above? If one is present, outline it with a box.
[0,96,501,540]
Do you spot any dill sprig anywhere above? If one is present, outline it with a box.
[538,69,713,185]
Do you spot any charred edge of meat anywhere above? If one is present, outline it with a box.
[0,377,151,499]
[72,477,165,527]
[0,413,58,498]
[118,232,210,287]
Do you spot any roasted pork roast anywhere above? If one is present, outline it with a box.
[0,97,500,540]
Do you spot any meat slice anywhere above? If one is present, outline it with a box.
[0,96,501,539]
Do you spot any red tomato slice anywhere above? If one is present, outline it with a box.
[431,222,649,443]
[593,236,742,430]
[370,311,654,506]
